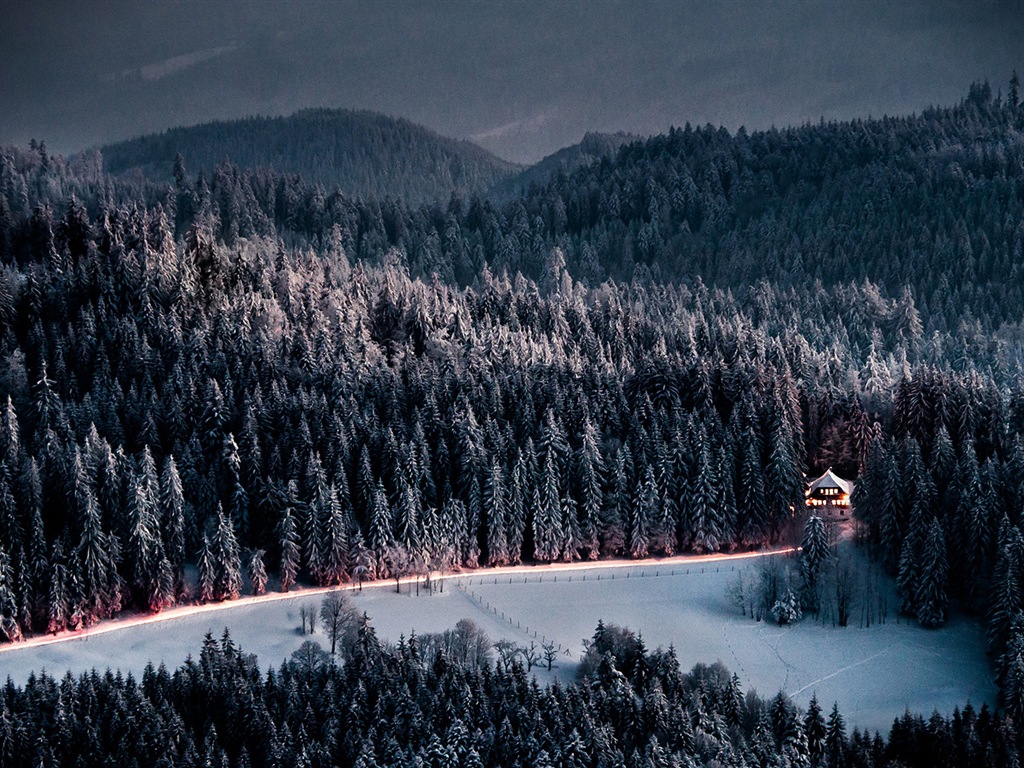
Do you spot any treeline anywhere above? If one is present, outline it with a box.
[0,197,824,641]
[3,78,1024,729]
[4,79,1024,326]
[100,109,521,207]
[1,621,1017,768]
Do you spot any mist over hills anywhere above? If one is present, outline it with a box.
[489,131,638,201]
[100,109,523,207]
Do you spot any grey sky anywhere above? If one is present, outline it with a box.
[1,0,1022,163]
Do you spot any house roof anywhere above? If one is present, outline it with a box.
[807,468,854,496]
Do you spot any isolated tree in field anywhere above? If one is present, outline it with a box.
[320,591,355,656]
[520,640,541,672]
[542,640,558,671]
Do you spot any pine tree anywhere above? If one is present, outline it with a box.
[561,490,581,562]
[766,392,805,541]
[0,544,21,642]
[160,456,186,594]
[197,533,216,604]
[804,694,826,766]
[801,514,830,610]
[988,516,1023,656]
[248,549,267,595]
[915,516,949,628]
[484,461,509,567]
[825,702,847,767]
[628,465,656,559]
[278,486,302,592]
[319,485,348,585]
[211,504,242,601]
[507,456,527,564]
[47,541,71,634]
[690,436,721,554]
[897,531,920,617]
[601,448,629,556]
[74,455,121,621]
[577,415,603,560]
[534,455,562,562]
[394,477,421,553]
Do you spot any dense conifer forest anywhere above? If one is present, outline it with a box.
[3,78,1024,764]
[2,621,1018,768]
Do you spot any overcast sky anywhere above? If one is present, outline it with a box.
[1,0,1022,164]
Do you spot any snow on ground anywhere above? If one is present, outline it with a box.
[0,553,995,736]
[463,560,996,734]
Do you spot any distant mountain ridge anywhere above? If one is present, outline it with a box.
[490,131,638,200]
[100,109,523,207]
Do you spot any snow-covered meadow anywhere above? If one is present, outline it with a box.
[0,554,995,736]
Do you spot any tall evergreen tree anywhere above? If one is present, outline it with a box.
[915,516,950,628]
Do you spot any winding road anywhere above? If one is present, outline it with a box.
[0,546,796,655]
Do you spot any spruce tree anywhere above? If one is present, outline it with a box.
[278,487,302,592]
[0,544,21,642]
[915,516,949,628]
[484,460,509,567]
[247,549,267,595]
[801,514,830,610]
[211,504,242,601]
[533,455,562,562]
[197,533,216,604]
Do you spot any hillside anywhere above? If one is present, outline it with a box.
[4,82,1024,727]
[99,108,522,206]
[488,130,637,200]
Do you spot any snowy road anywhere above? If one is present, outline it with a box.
[0,546,795,655]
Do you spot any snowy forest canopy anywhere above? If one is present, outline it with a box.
[3,78,1024,751]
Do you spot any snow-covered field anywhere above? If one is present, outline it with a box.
[0,553,995,736]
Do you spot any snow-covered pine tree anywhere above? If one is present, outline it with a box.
[506,455,526,564]
[211,504,242,601]
[197,533,216,604]
[801,514,830,608]
[576,414,603,560]
[320,484,349,585]
[160,455,187,594]
[628,465,655,559]
[533,455,562,562]
[484,460,509,567]
[278,485,302,591]
[915,516,949,628]
[0,543,22,642]
[690,435,722,554]
[560,489,580,562]
[247,549,267,595]
[601,447,629,557]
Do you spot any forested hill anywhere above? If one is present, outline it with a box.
[76,80,1024,330]
[98,109,522,207]
[488,131,637,201]
[8,83,1024,710]
[500,79,1024,328]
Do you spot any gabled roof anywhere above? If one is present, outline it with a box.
[807,468,854,496]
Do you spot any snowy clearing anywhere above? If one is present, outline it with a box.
[0,548,995,736]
